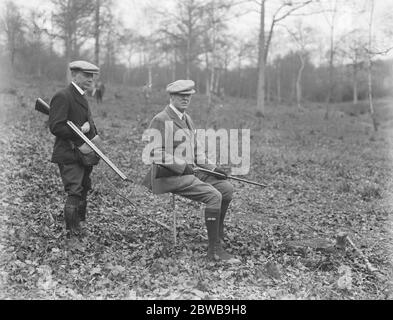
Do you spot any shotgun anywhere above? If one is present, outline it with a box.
[155,164,268,188]
[194,167,268,188]
[35,98,128,181]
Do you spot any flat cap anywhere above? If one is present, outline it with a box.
[69,60,99,74]
[166,80,196,95]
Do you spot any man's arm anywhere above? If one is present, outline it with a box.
[49,92,83,145]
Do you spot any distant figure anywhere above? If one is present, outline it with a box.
[142,82,152,105]
[94,80,105,104]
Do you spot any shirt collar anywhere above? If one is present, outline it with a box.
[71,81,85,96]
[169,103,185,120]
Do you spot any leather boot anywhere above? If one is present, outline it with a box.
[79,189,88,222]
[78,200,87,222]
[219,200,231,243]
[64,196,81,235]
[205,208,237,262]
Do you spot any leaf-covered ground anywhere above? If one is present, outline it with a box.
[1,77,392,300]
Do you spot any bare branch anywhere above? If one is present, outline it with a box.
[364,46,393,56]
[273,1,313,23]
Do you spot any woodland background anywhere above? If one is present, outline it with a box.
[0,0,393,300]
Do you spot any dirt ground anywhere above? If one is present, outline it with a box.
[0,77,392,299]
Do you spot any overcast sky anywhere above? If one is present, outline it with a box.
[4,0,392,34]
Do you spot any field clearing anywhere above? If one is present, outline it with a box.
[1,77,393,300]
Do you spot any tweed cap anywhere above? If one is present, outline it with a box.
[166,80,196,95]
[69,60,99,74]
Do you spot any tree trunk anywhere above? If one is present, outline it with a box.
[257,0,266,116]
[276,61,281,104]
[214,68,220,95]
[368,0,378,131]
[65,0,72,83]
[11,49,16,66]
[266,71,270,103]
[296,53,305,109]
[324,30,334,119]
[352,64,358,105]
[324,0,338,120]
[186,6,192,79]
[290,76,296,104]
[237,54,242,97]
[186,40,191,79]
[205,52,211,108]
[65,35,72,83]
[210,66,215,95]
[148,65,152,86]
[172,48,177,81]
[94,0,100,66]
[367,57,377,131]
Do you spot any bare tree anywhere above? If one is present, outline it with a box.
[203,0,233,106]
[232,37,257,97]
[336,29,368,105]
[366,0,377,131]
[93,0,112,66]
[27,10,49,77]
[318,0,339,120]
[51,0,95,80]
[138,34,163,87]
[94,0,101,65]
[118,28,137,83]
[256,0,313,116]
[1,1,25,68]
[101,10,124,83]
[158,0,206,79]
[286,20,316,109]
[273,56,282,104]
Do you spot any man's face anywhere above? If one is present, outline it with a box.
[171,94,192,112]
[73,71,95,91]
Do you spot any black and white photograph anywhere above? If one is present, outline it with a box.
[0,0,392,303]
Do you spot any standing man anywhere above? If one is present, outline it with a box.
[94,79,105,104]
[49,60,100,237]
[142,82,152,105]
[142,80,240,263]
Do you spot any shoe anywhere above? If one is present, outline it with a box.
[207,242,241,264]
[64,204,81,235]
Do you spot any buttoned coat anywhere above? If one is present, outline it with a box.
[49,84,98,164]
[142,106,216,194]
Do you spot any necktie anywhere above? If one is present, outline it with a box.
[182,115,190,129]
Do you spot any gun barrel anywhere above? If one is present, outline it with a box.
[66,121,128,180]
[194,167,268,188]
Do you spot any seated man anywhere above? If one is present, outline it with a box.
[142,80,239,263]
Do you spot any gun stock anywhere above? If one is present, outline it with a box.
[35,98,50,115]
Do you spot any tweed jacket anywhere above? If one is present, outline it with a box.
[142,105,216,194]
[49,84,98,164]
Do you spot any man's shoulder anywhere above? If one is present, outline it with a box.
[52,85,72,100]
[152,107,171,122]
[50,86,74,108]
